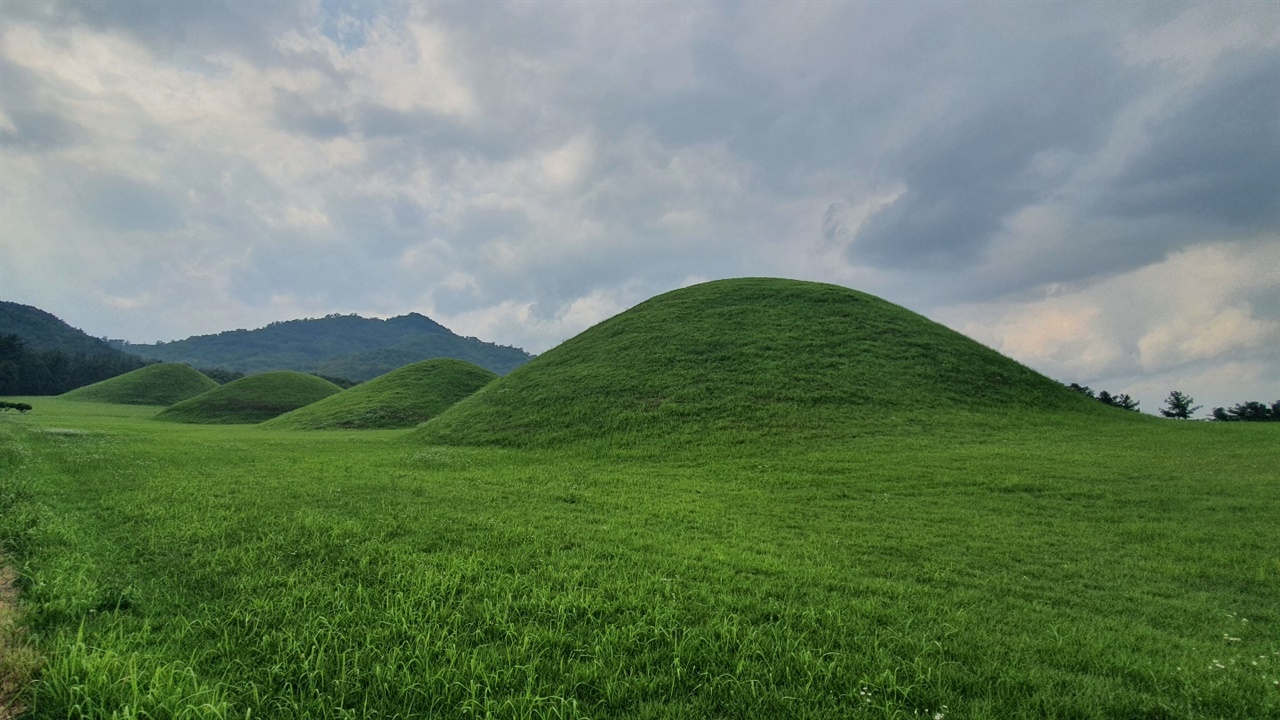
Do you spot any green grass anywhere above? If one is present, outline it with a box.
[1,399,1276,719]
[416,278,1107,448]
[154,371,342,425]
[1,280,1276,718]
[263,359,496,430]
[59,364,218,406]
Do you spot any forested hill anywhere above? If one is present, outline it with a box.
[1,301,126,356]
[1,301,148,395]
[121,313,533,380]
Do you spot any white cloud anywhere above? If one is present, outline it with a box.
[941,241,1280,410]
[434,285,643,354]
[539,134,594,190]
[1138,305,1278,371]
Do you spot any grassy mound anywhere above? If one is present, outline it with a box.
[154,371,342,424]
[416,278,1106,447]
[60,364,218,406]
[262,359,496,430]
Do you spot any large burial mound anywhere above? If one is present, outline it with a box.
[263,358,497,430]
[155,371,342,424]
[415,278,1105,447]
[60,364,218,406]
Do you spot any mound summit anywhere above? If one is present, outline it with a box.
[415,278,1099,447]
[263,358,497,430]
[60,364,218,406]
[155,371,342,424]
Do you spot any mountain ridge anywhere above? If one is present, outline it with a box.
[1,301,133,357]
[118,312,533,380]
[1,301,149,395]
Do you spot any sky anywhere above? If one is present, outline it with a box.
[1,0,1277,414]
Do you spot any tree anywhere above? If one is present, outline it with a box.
[1067,383,1095,399]
[197,366,244,385]
[1160,390,1201,419]
[1096,390,1138,411]
[1110,393,1140,411]
[1069,383,1140,412]
[1210,401,1278,422]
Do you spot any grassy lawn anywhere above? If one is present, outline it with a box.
[1,399,1276,719]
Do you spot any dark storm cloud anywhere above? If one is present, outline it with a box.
[848,36,1140,270]
[1099,52,1280,230]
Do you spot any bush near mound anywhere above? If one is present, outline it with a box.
[416,278,1110,447]
[263,358,496,430]
[154,371,342,424]
[60,363,218,406]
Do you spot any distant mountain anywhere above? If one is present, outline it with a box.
[124,313,532,380]
[1,301,127,357]
[1,301,149,395]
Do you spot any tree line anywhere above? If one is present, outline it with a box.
[1067,383,1141,411]
[1070,383,1278,422]
[1,334,350,398]
[1158,390,1278,421]
[0,333,148,396]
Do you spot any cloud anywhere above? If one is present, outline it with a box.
[850,45,1135,270]
[1096,53,1280,230]
[942,242,1280,410]
[74,173,184,232]
[0,0,1275,407]
[1137,305,1278,372]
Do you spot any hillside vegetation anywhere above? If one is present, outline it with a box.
[418,278,1107,447]
[263,358,496,430]
[0,302,148,396]
[0,302,127,358]
[126,312,532,380]
[154,371,342,424]
[59,364,217,406]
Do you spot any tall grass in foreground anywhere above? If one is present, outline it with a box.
[1,400,1277,718]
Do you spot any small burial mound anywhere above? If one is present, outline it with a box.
[414,278,1103,447]
[60,364,218,406]
[262,358,497,430]
[155,371,342,424]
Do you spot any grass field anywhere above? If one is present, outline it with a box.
[2,281,1277,718]
[1,398,1276,719]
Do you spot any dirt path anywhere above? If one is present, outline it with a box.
[0,560,34,719]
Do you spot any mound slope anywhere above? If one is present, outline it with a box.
[155,371,342,424]
[262,358,496,430]
[415,278,1102,447]
[60,364,218,406]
